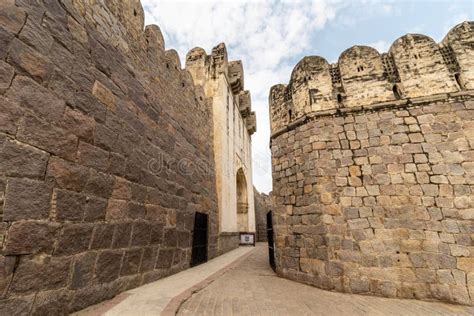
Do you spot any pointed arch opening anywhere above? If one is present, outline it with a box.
[236,168,248,232]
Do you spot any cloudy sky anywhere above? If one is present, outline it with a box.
[142,0,473,194]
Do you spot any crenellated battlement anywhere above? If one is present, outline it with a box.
[185,44,256,135]
[269,21,474,134]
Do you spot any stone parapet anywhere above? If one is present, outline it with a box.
[269,21,474,134]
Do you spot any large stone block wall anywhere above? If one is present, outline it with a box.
[254,188,271,242]
[271,95,474,305]
[269,23,474,306]
[0,0,220,314]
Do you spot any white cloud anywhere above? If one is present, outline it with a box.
[142,0,338,193]
[365,40,390,53]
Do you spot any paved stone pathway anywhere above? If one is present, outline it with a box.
[178,243,474,316]
[74,247,254,315]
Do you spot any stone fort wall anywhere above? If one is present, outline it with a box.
[186,44,257,253]
[254,188,272,242]
[269,22,474,305]
[0,0,221,314]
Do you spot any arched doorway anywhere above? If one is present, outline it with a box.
[236,168,248,232]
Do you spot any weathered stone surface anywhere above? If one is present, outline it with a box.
[18,18,54,54]
[83,170,114,198]
[0,295,34,316]
[95,250,123,283]
[0,138,49,179]
[0,256,15,298]
[90,224,115,250]
[9,257,71,294]
[4,221,59,255]
[7,39,53,81]
[77,141,109,171]
[121,248,142,276]
[3,178,52,221]
[0,1,26,34]
[53,189,86,221]
[71,252,97,289]
[31,288,72,316]
[61,107,95,142]
[84,197,108,222]
[0,96,23,135]
[46,156,89,191]
[0,0,225,312]
[0,60,14,93]
[17,114,77,161]
[131,221,152,247]
[140,247,158,272]
[156,248,174,269]
[92,80,115,110]
[68,284,105,313]
[55,224,94,256]
[271,44,474,306]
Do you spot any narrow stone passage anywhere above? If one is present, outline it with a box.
[177,243,474,316]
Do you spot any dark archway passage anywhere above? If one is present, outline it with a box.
[191,212,208,267]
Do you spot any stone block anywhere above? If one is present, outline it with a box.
[7,39,53,81]
[348,218,369,230]
[350,278,370,294]
[55,223,94,256]
[68,284,105,313]
[95,250,123,283]
[421,184,438,197]
[162,227,177,247]
[0,138,49,179]
[150,224,164,245]
[62,107,95,142]
[0,60,14,93]
[18,18,54,54]
[140,247,158,272]
[0,295,35,316]
[83,169,114,198]
[0,0,27,34]
[112,222,132,249]
[77,141,109,172]
[71,252,97,289]
[17,114,77,161]
[0,96,23,135]
[458,258,474,272]
[156,248,174,269]
[0,255,16,298]
[121,249,142,276]
[3,178,52,221]
[4,221,59,255]
[84,197,108,222]
[52,189,86,221]
[450,285,471,305]
[106,199,128,220]
[92,80,115,110]
[30,288,72,315]
[450,244,470,257]
[46,157,89,192]
[90,224,115,250]
[402,143,423,154]
[9,256,71,294]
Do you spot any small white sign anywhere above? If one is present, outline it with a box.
[239,233,255,246]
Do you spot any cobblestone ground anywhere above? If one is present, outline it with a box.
[177,243,474,316]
